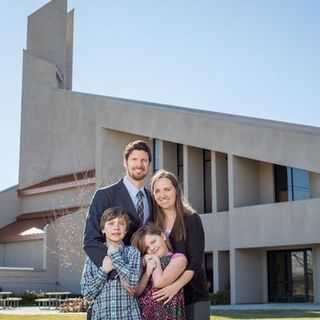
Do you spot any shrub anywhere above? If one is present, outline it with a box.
[209,290,230,305]
[19,290,46,306]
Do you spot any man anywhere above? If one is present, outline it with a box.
[83,140,153,268]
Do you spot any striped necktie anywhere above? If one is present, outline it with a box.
[136,190,144,223]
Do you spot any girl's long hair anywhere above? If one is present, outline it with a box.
[151,169,195,242]
[131,223,172,254]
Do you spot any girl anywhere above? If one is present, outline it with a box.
[151,170,210,320]
[132,224,187,320]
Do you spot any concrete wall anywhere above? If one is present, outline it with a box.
[231,198,320,249]
[231,248,264,304]
[0,245,4,265]
[3,240,43,268]
[201,213,229,251]
[184,146,204,213]
[233,157,274,208]
[233,156,260,208]
[259,162,275,204]
[19,80,96,189]
[0,186,20,229]
[55,210,86,293]
[310,172,320,198]
[27,0,73,89]
[162,141,178,176]
[94,96,320,174]
[0,268,58,293]
[97,128,152,188]
[213,250,230,293]
[20,185,95,213]
[313,245,320,303]
[0,221,58,293]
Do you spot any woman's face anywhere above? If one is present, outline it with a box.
[153,177,177,211]
[144,233,168,257]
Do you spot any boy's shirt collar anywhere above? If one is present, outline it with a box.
[106,241,124,255]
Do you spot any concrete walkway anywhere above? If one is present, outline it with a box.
[211,303,320,311]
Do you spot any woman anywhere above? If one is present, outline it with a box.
[150,170,210,320]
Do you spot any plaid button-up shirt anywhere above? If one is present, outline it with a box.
[81,245,141,320]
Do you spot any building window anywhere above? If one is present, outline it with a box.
[204,252,213,293]
[274,165,310,202]
[153,139,161,172]
[268,249,313,302]
[177,144,183,186]
[203,150,212,213]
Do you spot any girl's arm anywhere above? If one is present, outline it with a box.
[109,246,141,287]
[80,257,108,301]
[152,253,187,289]
[135,255,156,296]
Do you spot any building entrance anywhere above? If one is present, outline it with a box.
[268,249,313,302]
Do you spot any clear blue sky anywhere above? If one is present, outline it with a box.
[1,0,320,191]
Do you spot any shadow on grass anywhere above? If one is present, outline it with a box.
[212,310,320,319]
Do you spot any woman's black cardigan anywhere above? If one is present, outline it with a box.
[169,213,209,305]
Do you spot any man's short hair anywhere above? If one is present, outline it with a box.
[123,140,152,162]
[100,207,130,231]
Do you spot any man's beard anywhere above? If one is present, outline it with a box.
[128,168,148,181]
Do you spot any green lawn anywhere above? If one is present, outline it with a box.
[0,311,320,320]
[0,316,85,320]
[211,310,320,319]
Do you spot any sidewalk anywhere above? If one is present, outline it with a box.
[211,303,320,311]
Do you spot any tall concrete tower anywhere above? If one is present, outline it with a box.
[19,0,74,188]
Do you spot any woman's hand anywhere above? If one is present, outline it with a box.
[152,282,180,305]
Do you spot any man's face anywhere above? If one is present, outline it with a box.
[124,150,150,182]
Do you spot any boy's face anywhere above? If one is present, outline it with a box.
[102,216,127,244]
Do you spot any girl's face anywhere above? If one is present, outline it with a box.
[144,233,168,257]
[153,177,177,211]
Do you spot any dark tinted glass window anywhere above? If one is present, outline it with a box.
[274,165,310,202]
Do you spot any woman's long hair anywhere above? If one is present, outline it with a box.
[151,170,195,242]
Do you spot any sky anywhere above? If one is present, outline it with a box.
[1,0,320,191]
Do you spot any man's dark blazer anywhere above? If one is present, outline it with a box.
[83,179,154,268]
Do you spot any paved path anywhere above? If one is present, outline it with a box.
[211,303,320,311]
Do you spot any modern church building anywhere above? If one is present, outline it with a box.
[0,0,320,305]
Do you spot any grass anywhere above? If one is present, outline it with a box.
[0,316,85,320]
[0,311,320,320]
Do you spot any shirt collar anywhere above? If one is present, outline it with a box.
[123,176,145,198]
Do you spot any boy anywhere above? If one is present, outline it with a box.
[81,207,141,320]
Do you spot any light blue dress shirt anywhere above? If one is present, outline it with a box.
[123,176,150,224]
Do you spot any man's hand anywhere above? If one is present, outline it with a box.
[102,256,113,273]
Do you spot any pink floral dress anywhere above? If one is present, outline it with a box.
[138,253,186,320]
